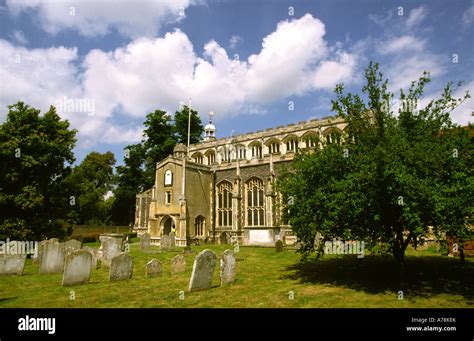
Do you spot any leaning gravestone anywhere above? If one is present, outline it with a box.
[145,259,162,278]
[160,235,171,251]
[171,255,186,275]
[83,246,99,269]
[99,235,123,268]
[62,250,92,286]
[39,238,65,274]
[0,254,26,275]
[140,233,151,252]
[109,253,133,282]
[61,239,82,258]
[275,240,283,253]
[169,232,176,247]
[188,249,217,292]
[220,249,236,286]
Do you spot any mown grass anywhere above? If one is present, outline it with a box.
[0,242,472,308]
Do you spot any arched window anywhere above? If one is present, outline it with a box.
[249,142,262,159]
[325,129,342,144]
[192,152,204,164]
[246,178,265,226]
[236,145,247,160]
[285,136,298,153]
[195,216,205,237]
[164,170,173,186]
[217,181,233,227]
[205,150,216,165]
[266,139,280,154]
[302,132,319,148]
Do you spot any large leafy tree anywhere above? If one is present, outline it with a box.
[0,102,77,240]
[112,143,146,225]
[65,151,116,225]
[278,62,473,270]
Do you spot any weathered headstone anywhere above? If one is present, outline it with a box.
[0,254,26,275]
[160,235,171,251]
[171,255,186,275]
[83,246,99,269]
[99,235,123,268]
[62,250,92,286]
[39,238,65,274]
[220,249,236,286]
[275,240,283,253]
[61,239,82,258]
[109,253,133,282]
[169,232,176,247]
[188,249,217,292]
[140,232,151,252]
[146,259,162,278]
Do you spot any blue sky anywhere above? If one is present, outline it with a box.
[1,0,473,166]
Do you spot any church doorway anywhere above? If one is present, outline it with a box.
[162,216,174,235]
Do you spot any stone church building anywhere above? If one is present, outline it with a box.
[134,114,346,246]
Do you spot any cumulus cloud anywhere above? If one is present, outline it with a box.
[6,0,197,38]
[1,14,357,147]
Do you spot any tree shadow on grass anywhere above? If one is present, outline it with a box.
[283,255,474,301]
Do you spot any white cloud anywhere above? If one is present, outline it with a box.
[6,0,196,38]
[229,35,242,49]
[462,1,474,26]
[406,6,427,29]
[1,14,357,148]
[377,35,426,54]
[11,30,28,45]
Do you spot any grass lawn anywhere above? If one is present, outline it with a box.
[0,242,472,308]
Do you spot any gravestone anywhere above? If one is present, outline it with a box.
[140,233,151,252]
[32,240,46,264]
[109,253,133,282]
[220,249,236,286]
[275,240,283,253]
[83,246,99,269]
[169,232,176,248]
[160,235,171,251]
[171,255,186,275]
[62,250,92,286]
[0,254,26,275]
[99,235,123,268]
[39,238,65,274]
[188,249,217,292]
[61,239,82,258]
[146,259,162,278]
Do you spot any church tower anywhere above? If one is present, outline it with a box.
[204,111,216,141]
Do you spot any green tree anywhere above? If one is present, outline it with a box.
[0,102,77,240]
[278,62,473,271]
[112,144,146,225]
[65,151,116,225]
[174,105,204,145]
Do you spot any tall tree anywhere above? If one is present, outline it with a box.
[174,105,204,145]
[0,102,77,240]
[65,151,116,225]
[277,62,472,271]
[112,144,146,225]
